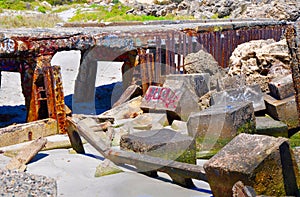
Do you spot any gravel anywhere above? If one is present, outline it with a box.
[0,169,57,197]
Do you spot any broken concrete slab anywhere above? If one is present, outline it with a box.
[187,101,255,156]
[255,116,288,137]
[264,94,299,129]
[268,74,294,100]
[164,73,210,97]
[94,159,123,177]
[141,85,200,122]
[120,129,196,165]
[112,84,142,108]
[211,84,266,112]
[171,120,188,135]
[101,96,143,119]
[5,137,47,172]
[204,133,300,197]
[0,118,58,148]
[113,113,169,134]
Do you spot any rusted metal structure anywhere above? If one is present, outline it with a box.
[0,19,291,132]
[286,21,300,124]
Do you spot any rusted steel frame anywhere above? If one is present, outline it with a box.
[67,117,208,185]
[147,53,155,86]
[286,25,300,124]
[155,36,162,84]
[165,34,171,75]
[42,67,56,120]
[170,31,176,74]
[182,34,187,73]
[139,52,149,95]
[49,66,67,134]
[177,34,182,72]
[27,68,41,122]
[188,35,193,54]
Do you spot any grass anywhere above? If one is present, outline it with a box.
[69,3,193,22]
[0,14,62,28]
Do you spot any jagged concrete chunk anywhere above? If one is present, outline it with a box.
[140,85,200,122]
[211,84,266,112]
[269,74,294,100]
[171,120,188,135]
[164,73,210,97]
[94,159,123,177]
[256,116,288,137]
[120,129,196,164]
[112,84,142,108]
[204,133,300,197]
[264,94,299,129]
[187,101,255,155]
[101,96,143,119]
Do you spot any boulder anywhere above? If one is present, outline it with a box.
[164,73,210,97]
[184,49,225,90]
[187,101,255,156]
[204,133,300,197]
[228,39,291,92]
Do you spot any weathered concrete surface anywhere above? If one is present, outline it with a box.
[164,73,210,97]
[171,120,188,135]
[187,101,255,155]
[211,84,265,112]
[120,128,196,165]
[94,159,123,177]
[264,94,299,129]
[268,74,294,100]
[255,116,288,137]
[140,85,200,122]
[203,133,300,197]
[0,118,58,147]
[101,96,143,119]
[112,84,142,108]
[113,113,169,133]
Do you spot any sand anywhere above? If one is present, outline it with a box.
[0,51,212,196]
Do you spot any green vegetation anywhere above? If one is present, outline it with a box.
[70,3,193,22]
[0,14,62,28]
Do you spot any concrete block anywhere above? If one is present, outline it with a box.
[112,84,142,108]
[101,96,143,120]
[187,101,255,156]
[203,133,300,197]
[264,94,299,129]
[113,113,169,133]
[141,85,200,122]
[255,116,288,137]
[171,120,188,135]
[164,73,210,97]
[120,128,196,164]
[211,84,266,112]
[94,159,123,177]
[268,74,294,100]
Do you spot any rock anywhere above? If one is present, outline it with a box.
[171,120,188,135]
[264,94,299,129]
[211,84,266,112]
[198,90,216,111]
[140,85,200,122]
[184,49,226,90]
[113,113,169,134]
[112,84,142,108]
[255,116,288,137]
[120,128,196,164]
[203,133,300,197]
[94,159,123,177]
[100,96,143,119]
[164,73,210,97]
[228,39,291,92]
[187,101,255,156]
[268,74,294,100]
[232,181,257,197]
